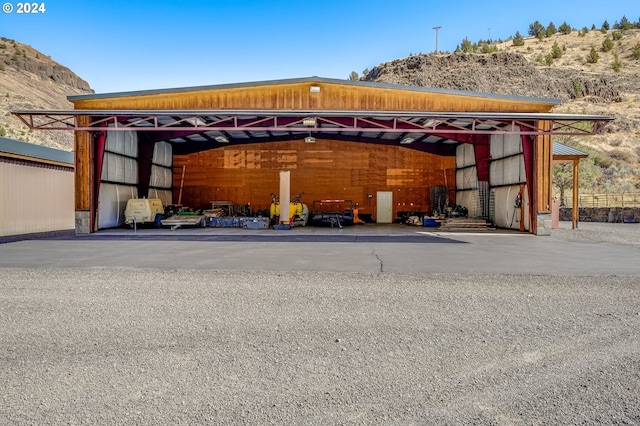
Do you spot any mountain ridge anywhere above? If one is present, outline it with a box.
[362,28,640,191]
[0,37,93,150]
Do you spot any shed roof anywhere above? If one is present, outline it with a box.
[553,141,589,159]
[0,136,74,166]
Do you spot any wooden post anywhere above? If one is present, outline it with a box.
[572,159,579,229]
[178,165,186,206]
[520,183,526,232]
[279,170,291,224]
[74,116,92,233]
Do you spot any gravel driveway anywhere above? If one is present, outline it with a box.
[1,223,639,425]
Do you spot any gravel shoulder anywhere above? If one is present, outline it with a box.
[552,221,640,248]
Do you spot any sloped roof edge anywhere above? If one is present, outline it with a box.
[0,136,74,165]
[67,76,561,105]
[553,141,589,158]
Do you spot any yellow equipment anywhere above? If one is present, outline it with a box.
[269,192,308,226]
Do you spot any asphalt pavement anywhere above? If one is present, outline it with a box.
[0,223,639,424]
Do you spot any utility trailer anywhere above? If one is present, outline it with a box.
[160,211,208,230]
[310,199,355,227]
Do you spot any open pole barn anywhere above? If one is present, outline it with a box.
[12,77,612,235]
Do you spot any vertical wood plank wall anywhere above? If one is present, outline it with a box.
[173,139,455,220]
[71,82,556,113]
[74,119,91,212]
[535,120,553,213]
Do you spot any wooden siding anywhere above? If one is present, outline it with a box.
[71,81,556,113]
[74,119,91,212]
[173,139,456,220]
[535,121,553,213]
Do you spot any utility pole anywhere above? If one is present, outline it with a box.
[433,26,442,54]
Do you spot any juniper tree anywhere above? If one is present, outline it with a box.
[512,31,525,46]
[552,41,563,59]
[558,21,572,34]
[528,21,546,38]
[546,22,557,37]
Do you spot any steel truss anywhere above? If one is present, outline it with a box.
[12,109,612,136]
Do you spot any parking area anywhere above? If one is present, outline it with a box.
[1,223,639,275]
[1,222,639,424]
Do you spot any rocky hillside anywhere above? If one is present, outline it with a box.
[363,28,640,192]
[0,37,93,150]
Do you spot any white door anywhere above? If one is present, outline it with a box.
[376,191,393,223]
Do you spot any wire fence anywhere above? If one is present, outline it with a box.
[576,193,640,207]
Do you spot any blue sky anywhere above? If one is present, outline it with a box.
[2,0,638,94]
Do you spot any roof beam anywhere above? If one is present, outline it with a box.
[11,110,613,137]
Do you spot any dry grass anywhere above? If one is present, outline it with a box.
[0,38,91,150]
[498,29,640,184]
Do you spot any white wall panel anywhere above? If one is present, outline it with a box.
[490,154,525,186]
[456,190,481,217]
[152,141,173,167]
[0,162,74,236]
[97,183,138,229]
[106,130,138,157]
[490,161,502,186]
[492,185,530,231]
[490,133,504,160]
[147,188,172,207]
[456,166,478,190]
[503,155,526,185]
[491,127,522,160]
[101,152,138,184]
[503,131,523,156]
[149,165,172,189]
[456,143,476,168]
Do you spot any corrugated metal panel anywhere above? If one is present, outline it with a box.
[0,162,74,236]
[553,142,588,157]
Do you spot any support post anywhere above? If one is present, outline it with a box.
[74,116,92,234]
[572,159,579,229]
[279,170,290,225]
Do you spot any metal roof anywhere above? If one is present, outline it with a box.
[0,136,74,165]
[66,76,563,105]
[553,141,589,158]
